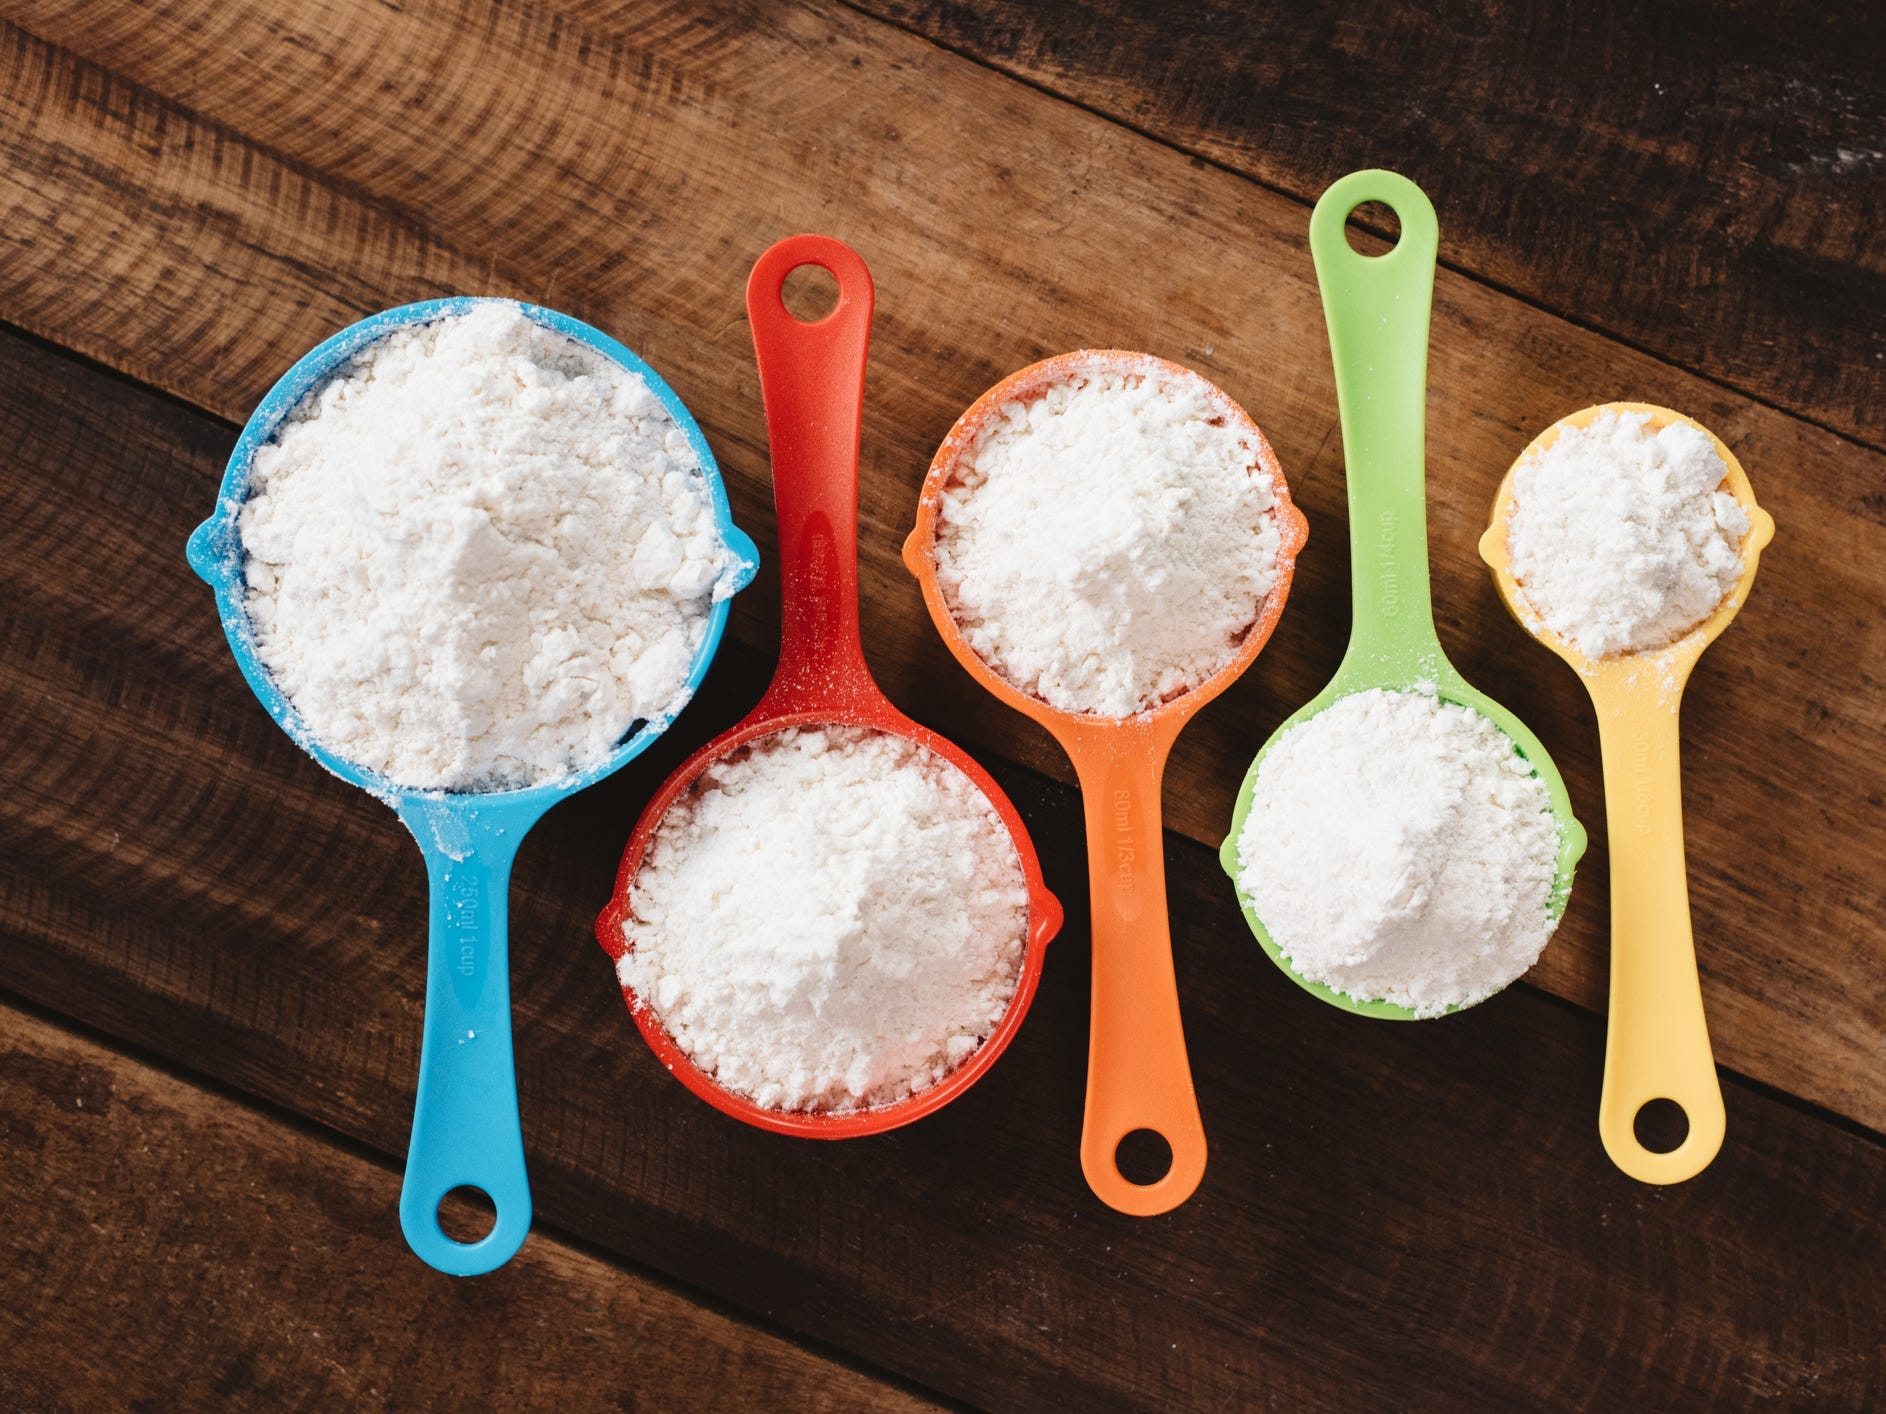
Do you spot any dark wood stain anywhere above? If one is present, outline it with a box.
[867,0,1886,445]
[0,1004,934,1412]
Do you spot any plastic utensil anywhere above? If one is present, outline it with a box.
[1221,170,1587,1018]
[187,298,757,1275]
[1480,402,1773,1183]
[906,350,1307,1216]
[596,235,1063,1136]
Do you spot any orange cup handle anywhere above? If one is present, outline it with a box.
[1072,739,1207,1215]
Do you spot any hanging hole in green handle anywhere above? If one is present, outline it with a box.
[1344,199,1403,257]
[437,1184,498,1244]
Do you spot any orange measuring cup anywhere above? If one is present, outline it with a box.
[904,352,1307,1213]
[596,235,1062,1136]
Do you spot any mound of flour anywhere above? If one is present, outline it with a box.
[1235,687,1561,1017]
[619,726,1029,1113]
[239,302,732,791]
[1507,410,1750,658]
[933,355,1282,717]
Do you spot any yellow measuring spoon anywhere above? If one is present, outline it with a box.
[1480,403,1775,1183]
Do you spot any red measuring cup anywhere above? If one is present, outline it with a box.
[596,234,1063,1136]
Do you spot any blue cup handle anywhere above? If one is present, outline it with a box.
[394,796,548,1276]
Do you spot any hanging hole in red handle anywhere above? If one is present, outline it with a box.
[781,263,841,323]
[748,235,873,340]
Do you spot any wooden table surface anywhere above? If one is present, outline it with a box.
[2,1,1881,1407]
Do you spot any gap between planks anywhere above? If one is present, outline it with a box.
[0,989,950,1413]
[843,0,1886,453]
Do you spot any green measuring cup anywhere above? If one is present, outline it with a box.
[1219,170,1587,1018]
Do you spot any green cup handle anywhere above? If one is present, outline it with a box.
[1309,171,1443,682]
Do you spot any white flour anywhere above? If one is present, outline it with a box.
[239,302,732,792]
[619,726,1029,1112]
[933,354,1282,717]
[1507,410,1750,659]
[1235,687,1561,1017]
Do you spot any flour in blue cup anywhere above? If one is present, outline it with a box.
[238,302,738,791]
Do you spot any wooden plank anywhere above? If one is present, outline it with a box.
[863,0,1886,445]
[2,331,1883,1410]
[0,1003,939,1411]
[0,0,1878,1127]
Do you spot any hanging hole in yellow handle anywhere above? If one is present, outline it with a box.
[1632,1098,1690,1155]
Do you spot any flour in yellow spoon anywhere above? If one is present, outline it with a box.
[1505,410,1749,659]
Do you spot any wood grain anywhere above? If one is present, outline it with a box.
[865,0,1886,445]
[2,326,1882,1409]
[0,0,1879,1129]
[0,1003,937,1412]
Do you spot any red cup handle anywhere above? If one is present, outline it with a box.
[746,235,877,713]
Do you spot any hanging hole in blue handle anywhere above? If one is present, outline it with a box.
[401,1167,531,1274]
[438,1185,498,1244]
[1344,199,1404,257]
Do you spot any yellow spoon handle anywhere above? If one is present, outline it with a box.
[1591,673,1725,1182]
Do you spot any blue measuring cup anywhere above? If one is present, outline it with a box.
[187,298,758,1275]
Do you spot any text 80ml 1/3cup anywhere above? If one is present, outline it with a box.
[188,298,757,1275]
[596,236,1063,1137]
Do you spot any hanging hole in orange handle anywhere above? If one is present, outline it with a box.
[1081,1112,1207,1216]
[1113,1129,1174,1186]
